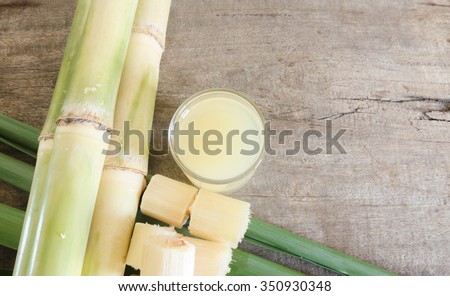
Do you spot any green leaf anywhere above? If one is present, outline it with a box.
[0,203,24,250]
[0,152,34,192]
[246,218,397,276]
[0,114,39,153]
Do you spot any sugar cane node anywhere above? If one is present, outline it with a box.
[132,23,166,51]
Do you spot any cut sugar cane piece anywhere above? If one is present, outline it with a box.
[189,189,251,248]
[141,236,195,276]
[126,223,178,270]
[141,174,197,228]
[184,236,232,276]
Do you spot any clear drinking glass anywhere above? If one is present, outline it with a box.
[168,89,265,194]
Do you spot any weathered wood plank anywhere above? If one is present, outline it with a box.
[1,0,449,275]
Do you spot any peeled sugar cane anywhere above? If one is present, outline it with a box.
[138,174,251,275]
[189,189,251,248]
[82,0,172,275]
[126,223,232,276]
[140,174,197,228]
[184,236,232,276]
[141,175,251,248]
[141,237,195,276]
[126,223,180,270]
[125,223,194,276]
[140,175,250,248]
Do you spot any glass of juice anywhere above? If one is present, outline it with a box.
[168,89,265,193]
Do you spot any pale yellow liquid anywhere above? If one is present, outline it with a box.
[173,95,264,193]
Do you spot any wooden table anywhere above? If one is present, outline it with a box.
[1,0,449,275]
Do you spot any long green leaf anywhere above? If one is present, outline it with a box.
[229,249,304,276]
[0,152,34,192]
[0,137,36,159]
[0,204,24,250]
[0,114,39,153]
[245,218,396,276]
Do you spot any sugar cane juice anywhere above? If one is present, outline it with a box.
[169,89,265,193]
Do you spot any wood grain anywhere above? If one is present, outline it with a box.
[1,0,449,275]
